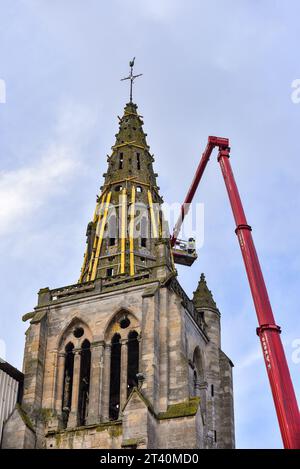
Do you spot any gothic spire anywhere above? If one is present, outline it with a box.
[103,101,160,192]
[78,99,173,284]
[192,273,217,309]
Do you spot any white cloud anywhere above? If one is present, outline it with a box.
[0,101,96,237]
[0,147,78,236]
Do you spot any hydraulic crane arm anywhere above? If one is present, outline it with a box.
[170,137,229,247]
[171,136,300,449]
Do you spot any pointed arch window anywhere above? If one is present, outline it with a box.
[127,331,139,397]
[78,339,91,426]
[109,333,121,420]
[62,342,74,427]
[193,347,206,403]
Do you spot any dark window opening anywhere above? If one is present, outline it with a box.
[119,153,123,169]
[211,384,214,397]
[193,370,198,394]
[107,267,114,277]
[127,331,139,397]
[62,342,74,428]
[73,327,84,338]
[214,430,217,443]
[141,216,148,248]
[119,316,130,329]
[109,238,115,246]
[78,339,91,426]
[115,185,123,192]
[109,334,121,420]
[136,153,141,170]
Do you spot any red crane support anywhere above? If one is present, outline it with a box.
[171,136,300,449]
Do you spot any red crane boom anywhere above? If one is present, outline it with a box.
[171,136,300,449]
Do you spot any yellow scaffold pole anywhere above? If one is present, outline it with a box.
[86,195,106,281]
[79,195,104,283]
[129,185,136,276]
[120,188,127,274]
[90,191,112,281]
[147,190,158,239]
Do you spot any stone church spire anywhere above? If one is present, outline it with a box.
[103,101,160,191]
[79,100,173,283]
[193,273,217,309]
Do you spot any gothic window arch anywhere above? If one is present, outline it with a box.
[109,333,121,420]
[57,318,93,428]
[62,342,74,427]
[104,309,140,421]
[192,347,205,397]
[78,339,91,426]
[192,346,208,419]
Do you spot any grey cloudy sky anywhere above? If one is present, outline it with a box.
[1,0,300,448]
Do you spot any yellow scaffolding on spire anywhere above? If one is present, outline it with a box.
[79,194,105,283]
[120,188,127,274]
[148,190,158,239]
[129,185,136,276]
[90,191,112,281]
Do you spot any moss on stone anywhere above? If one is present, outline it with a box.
[96,421,122,434]
[109,424,122,438]
[142,284,159,298]
[22,312,35,322]
[55,433,61,448]
[30,310,47,324]
[39,408,55,424]
[96,426,107,433]
[16,403,35,432]
[158,397,200,420]
[122,438,142,447]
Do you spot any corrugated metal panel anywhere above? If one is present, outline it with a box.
[0,369,19,440]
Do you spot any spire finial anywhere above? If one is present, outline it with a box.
[121,57,143,103]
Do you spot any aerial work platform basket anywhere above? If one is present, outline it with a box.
[172,238,197,266]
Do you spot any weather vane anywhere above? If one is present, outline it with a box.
[121,57,143,103]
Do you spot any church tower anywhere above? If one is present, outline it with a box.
[2,63,235,449]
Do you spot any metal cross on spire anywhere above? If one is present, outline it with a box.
[121,57,143,103]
